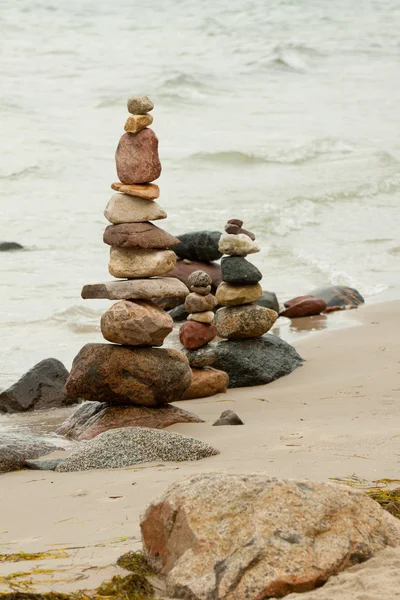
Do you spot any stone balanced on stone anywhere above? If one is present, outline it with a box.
[215,219,278,338]
[179,270,229,399]
[66,96,192,408]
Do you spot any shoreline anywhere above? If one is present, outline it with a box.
[1,299,399,595]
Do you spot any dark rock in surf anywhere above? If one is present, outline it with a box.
[174,231,223,263]
[0,241,24,251]
[309,286,365,311]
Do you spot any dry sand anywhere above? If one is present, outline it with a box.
[1,300,400,597]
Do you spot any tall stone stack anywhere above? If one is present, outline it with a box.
[66,96,193,409]
[215,219,278,339]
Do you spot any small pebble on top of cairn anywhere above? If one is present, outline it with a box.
[215,220,278,339]
[66,97,192,409]
[179,271,229,399]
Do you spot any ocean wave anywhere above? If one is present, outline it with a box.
[0,165,40,180]
[51,305,102,333]
[248,44,319,72]
[157,72,215,100]
[187,138,354,166]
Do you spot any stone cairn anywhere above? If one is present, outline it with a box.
[178,271,229,399]
[214,219,278,339]
[66,96,193,409]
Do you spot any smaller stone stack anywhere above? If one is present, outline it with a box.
[215,219,278,339]
[178,271,229,399]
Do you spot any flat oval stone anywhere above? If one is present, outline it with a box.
[185,293,217,313]
[111,182,160,200]
[104,193,167,224]
[104,223,179,249]
[190,285,212,296]
[108,247,176,278]
[281,296,327,318]
[115,129,161,185]
[221,256,262,285]
[219,233,260,257]
[81,278,189,301]
[127,95,154,114]
[124,114,153,133]
[216,282,263,306]
[188,311,215,325]
[179,321,217,350]
[101,300,173,346]
[215,305,278,339]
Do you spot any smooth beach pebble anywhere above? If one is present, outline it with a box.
[104,193,167,224]
[103,222,180,249]
[216,282,263,306]
[188,311,215,325]
[215,304,278,339]
[187,270,213,289]
[179,321,217,350]
[115,129,161,185]
[127,95,154,114]
[281,296,327,318]
[221,256,262,285]
[108,247,176,279]
[124,113,154,133]
[111,181,160,200]
[218,232,260,257]
[190,285,212,296]
[182,367,229,400]
[184,292,217,313]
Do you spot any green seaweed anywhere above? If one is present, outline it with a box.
[0,551,68,563]
[366,487,400,519]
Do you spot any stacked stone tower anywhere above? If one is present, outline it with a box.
[215,219,278,339]
[66,97,192,407]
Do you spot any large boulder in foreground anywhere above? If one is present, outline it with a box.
[0,358,79,413]
[66,344,192,407]
[186,335,303,388]
[141,473,400,600]
[56,401,204,441]
[174,231,223,263]
[309,285,364,311]
[0,433,63,472]
[56,427,218,472]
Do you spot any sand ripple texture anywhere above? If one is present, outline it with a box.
[56,427,219,472]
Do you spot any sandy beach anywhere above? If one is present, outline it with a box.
[1,300,399,596]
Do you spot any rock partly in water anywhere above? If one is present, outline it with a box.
[168,260,222,289]
[66,344,192,407]
[174,231,223,263]
[309,286,365,311]
[281,296,327,318]
[24,458,65,471]
[104,222,179,249]
[216,282,262,306]
[185,334,303,388]
[56,427,219,472]
[213,409,244,426]
[0,241,24,251]
[179,322,217,350]
[108,247,176,278]
[104,193,167,224]
[215,305,277,339]
[0,358,79,413]
[82,277,189,301]
[255,290,280,313]
[0,433,63,473]
[115,129,161,185]
[100,300,173,346]
[221,256,262,285]
[141,473,400,600]
[56,401,204,441]
[181,368,229,400]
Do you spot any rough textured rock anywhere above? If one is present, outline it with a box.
[108,247,176,278]
[185,293,217,313]
[0,358,79,413]
[179,321,217,350]
[0,241,24,251]
[213,409,244,426]
[255,290,280,313]
[56,428,219,472]
[219,232,260,256]
[0,433,63,473]
[24,458,65,471]
[188,311,215,324]
[56,401,203,441]
[215,305,278,339]
[181,368,229,400]
[124,113,153,133]
[104,222,180,249]
[141,473,400,600]
[221,256,262,285]
[187,270,212,288]
[66,344,192,407]
[281,296,327,318]
[115,129,162,185]
[185,335,303,387]
[127,95,154,114]
[309,286,365,310]
[190,284,211,296]
[81,278,189,301]
[104,193,167,224]
[168,260,222,288]
[169,303,189,322]
[174,231,223,262]
[216,282,263,306]
[111,181,160,200]
[100,300,173,346]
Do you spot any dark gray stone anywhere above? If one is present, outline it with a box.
[174,231,223,263]
[255,290,280,314]
[169,304,189,322]
[0,358,80,413]
[186,335,303,388]
[309,286,364,309]
[0,433,63,473]
[221,256,262,285]
[24,458,65,471]
[213,409,244,426]
[0,241,24,251]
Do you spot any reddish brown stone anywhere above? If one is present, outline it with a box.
[224,223,256,240]
[168,260,222,289]
[103,223,180,249]
[227,218,243,227]
[56,402,203,441]
[281,297,327,318]
[284,295,315,308]
[111,181,160,200]
[179,321,217,350]
[181,368,229,400]
[66,343,192,407]
[115,129,161,185]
